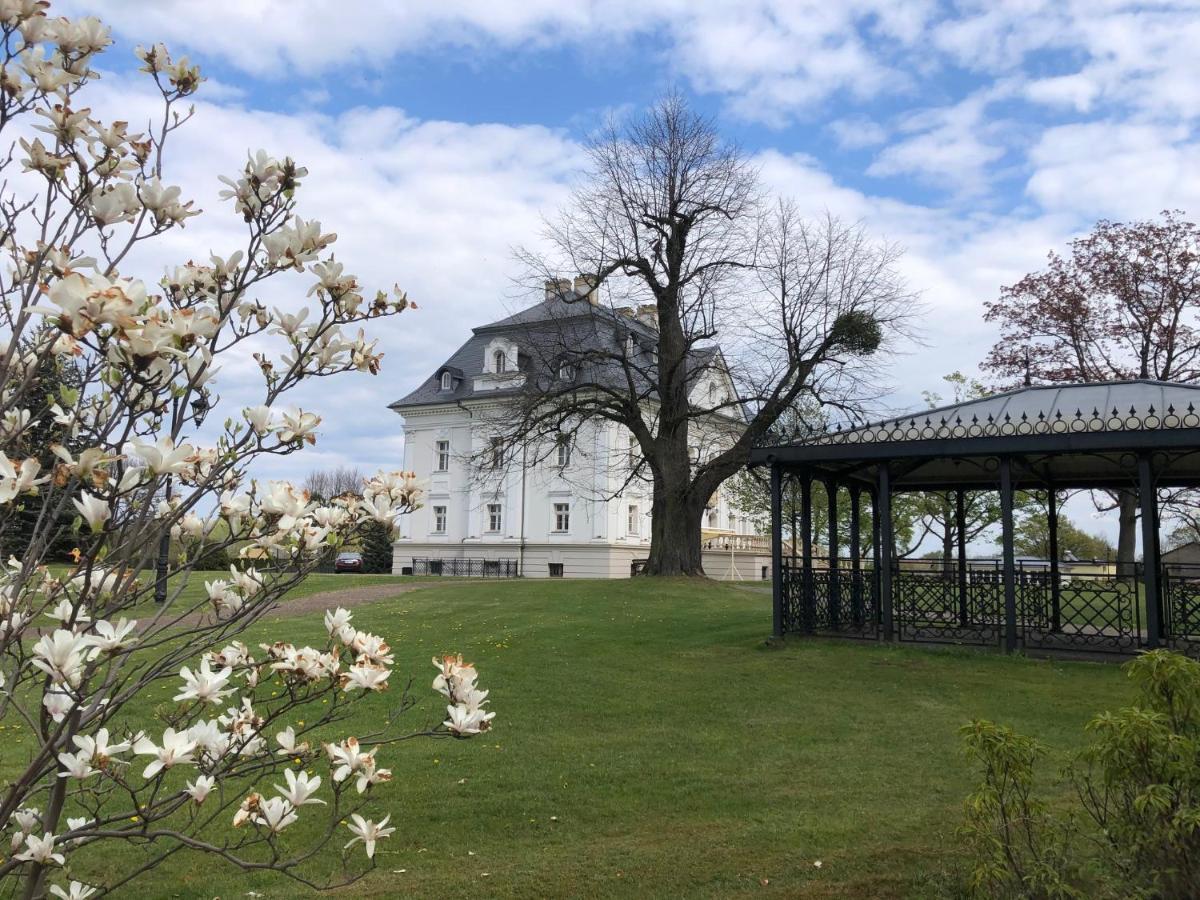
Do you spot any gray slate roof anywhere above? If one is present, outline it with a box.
[808,379,1200,446]
[389,293,713,412]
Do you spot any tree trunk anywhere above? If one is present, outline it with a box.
[1116,490,1138,581]
[645,471,706,576]
[942,512,954,578]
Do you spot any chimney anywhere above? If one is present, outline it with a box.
[635,303,658,328]
[573,273,599,305]
[544,277,572,302]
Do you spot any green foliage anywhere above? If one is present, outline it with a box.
[959,650,1200,899]
[360,520,394,573]
[1073,651,1200,896]
[1013,512,1114,561]
[829,309,882,355]
[958,721,1081,898]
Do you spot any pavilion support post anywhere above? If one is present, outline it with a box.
[1047,487,1062,632]
[878,466,894,642]
[770,464,783,638]
[955,489,968,626]
[826,478,840,630]
[789,475,799,567]
[870,487,882,632]
[1138,454,1162,649]
[1000,458,1018,653]
[850,485,863,629]
[800,471,815,634]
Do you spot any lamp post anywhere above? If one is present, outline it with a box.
[154,394,210,604]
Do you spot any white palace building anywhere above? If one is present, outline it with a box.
[388,277,770,579]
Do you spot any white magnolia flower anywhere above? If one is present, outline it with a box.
[124,437,194,476]
[56,750,96,780]
[174,659,234,704]
[185,774,215,804]
[276,410,320,444]
[444,703,496,736]
[132,727,196,778]
[70,728,130,770]
[323,737,375,784]
[275,769,324,807]
[42,689,75,723]
[432,654,478,702]
[344,814,394,859]
[31,629,89,686]
[324,607,355,644]
[0,451,45,502]
[90,182,139,226]
[252,797,298,834]
[47,597,89,627]
[49,881,98,900]
[355,764,392,794]
[340,662,389,693]
[15,832,65,866]
[187,719,231,764]
[81,618,137,653]
[242,405,274,436]
[275,725,310,757]
[72,491,110,532]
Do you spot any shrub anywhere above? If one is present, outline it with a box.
[958,650,1200,899]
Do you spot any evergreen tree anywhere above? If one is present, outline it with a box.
[360,520,394,573]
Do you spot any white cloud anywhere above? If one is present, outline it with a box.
[1025,122,1200,219]
[828,117,888,149]
[866,90,1010,195]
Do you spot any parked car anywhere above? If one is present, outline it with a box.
[334,551,363,573]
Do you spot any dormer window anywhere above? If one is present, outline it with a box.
[440,371,452,391]
[624,334,635,357]
[558,363,575,382]
[493,350,507,374]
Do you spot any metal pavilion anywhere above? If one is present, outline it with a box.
[748,380,1200,658]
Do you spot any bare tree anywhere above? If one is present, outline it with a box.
[303,465,366,501]
[493,94,915,575]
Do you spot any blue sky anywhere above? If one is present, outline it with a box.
[60,1,1200,542]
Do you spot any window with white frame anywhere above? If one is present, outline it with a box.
[627,504,640,535]
[440,371,452,391]
[558,362,575,381]
[553,502,570,533]
[492,349,506,373]
[435,439,450,472]
[432,505,447,534]
[555,435,571,468]
[486,503,502,533]
[707,509,718,528]
[628,434,639,468]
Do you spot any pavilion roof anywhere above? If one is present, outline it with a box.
[750,380,1200,490]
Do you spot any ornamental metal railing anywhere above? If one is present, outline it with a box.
[411,557,519,578]
[1162,562,1200,657]
[778,557,1181,657]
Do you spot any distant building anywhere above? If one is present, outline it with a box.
[1162,540,1200,576]
[388,277,769,579]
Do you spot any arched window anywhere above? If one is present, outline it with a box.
[493,349,506,373]
[440,371,452,391]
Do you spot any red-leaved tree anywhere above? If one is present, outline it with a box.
[982,210,1200,572]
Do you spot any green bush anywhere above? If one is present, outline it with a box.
[959,650,1200,899]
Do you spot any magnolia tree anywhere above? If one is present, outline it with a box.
[0,5,494,897]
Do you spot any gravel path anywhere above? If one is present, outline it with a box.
[268,582,428,618]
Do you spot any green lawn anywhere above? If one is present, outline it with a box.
[9,578,1135,898]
